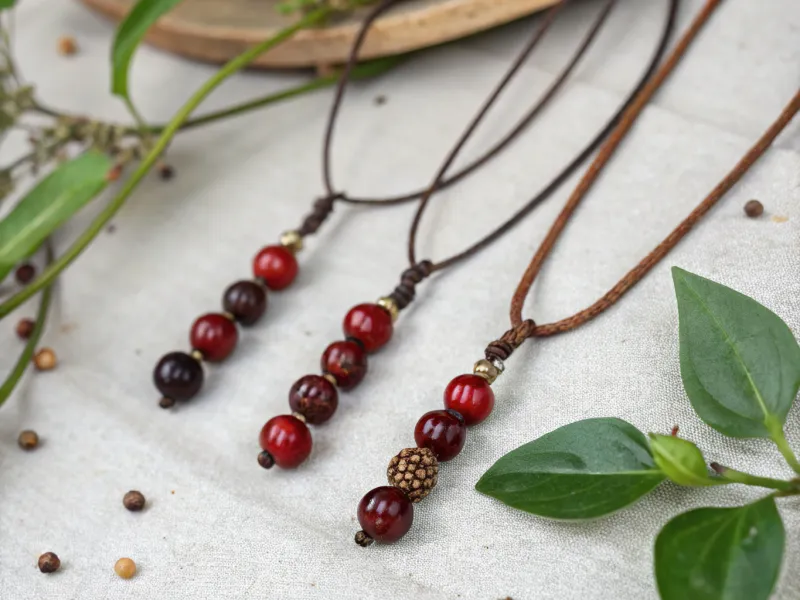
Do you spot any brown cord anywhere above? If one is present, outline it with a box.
[494,1,799,357]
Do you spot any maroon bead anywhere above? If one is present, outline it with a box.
[321,340,367,390]
[357,486,413,544]
[190,313,238,362]
[223,280,267,326]
[342,303,393,352]
[288,375,338,425]
[259,414,313,469]
[15,263,36,284]
[414,409,467,461]
[443,374,495,425]
[153,351,204,402]
[253,245,298,291]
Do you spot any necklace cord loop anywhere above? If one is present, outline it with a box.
[387,260,434,310]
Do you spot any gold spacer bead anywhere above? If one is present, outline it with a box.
[473,359,500,384]
[279,230,304,254]
[190,349,205,362]
[322,373,338,387]
[376,296,399,322]
[292,412,307,423]
[222,311,236,321]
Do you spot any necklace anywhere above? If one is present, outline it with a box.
[255,0,678,470]
[151,0,610,410]
[352,0,800,546]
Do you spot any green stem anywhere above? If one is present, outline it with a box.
[123,97,154,149]
[0,6,332,319]
[769,423,800,475]
[0,244,54,407]
[716,466,796,492]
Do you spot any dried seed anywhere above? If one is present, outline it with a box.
[33,348,57,371]
[57,36,78,56]
[114,557,136,579]
[38,552,60,573]
[123,490,146,512]
[158,163,175,180]
[15,318,35,340]
[15,263,36,284]
[18,430,39,450]
[744,199,763,218]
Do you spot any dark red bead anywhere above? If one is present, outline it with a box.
[190,313,238,362]
[288,375,338,425]
[321,340,367,390]
[259,414,313,469]
[443,374,495,425]
[253,245,298,291]
[342,303,393,352]
[153,351,204,402]
[357,486,413,544]
[223,280,267,326]
[414,409,467,461]
[15,263,36,284]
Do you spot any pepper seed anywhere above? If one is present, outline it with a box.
[123,490,146,512]
[744,199,764,218]
[38,552,60,573]
[18,430,39,450]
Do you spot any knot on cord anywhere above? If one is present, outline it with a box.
[388,260,433,310]
[298,193,343,236]
[485,319,536,362]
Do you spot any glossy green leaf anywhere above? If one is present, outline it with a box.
[0,0,16,9]
[476,418,665,519]
[111,0,184,99]
[673,267,800,438]
[648,434,722,487]
[655,496,784,600]
[0,152,112,281]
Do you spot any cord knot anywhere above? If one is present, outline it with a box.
[387,260,433,310]
[298,192,343,236]
[485,319,536,362]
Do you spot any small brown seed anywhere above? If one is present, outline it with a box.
[257,450,275,469]
[158,163,175,180]
[18,430,39,450]
[57,36,78,56]
[38,552,60,573]
[123,490,146,512]
[15,263,36,284]
[33,348,57,371]
[744,199,764,218]
[114,557,136,579]
[15,318,35,340]
[158,396,175,409]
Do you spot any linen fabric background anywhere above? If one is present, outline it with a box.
[0,0,798,598]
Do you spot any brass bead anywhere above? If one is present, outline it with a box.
[473,359,500,384]
[190,349,205,362]
[376,296,399,321]
[292,412,307,423]
[279,230,304,254]
[322,373,338,387]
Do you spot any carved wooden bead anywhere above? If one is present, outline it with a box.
[386,447,438,502]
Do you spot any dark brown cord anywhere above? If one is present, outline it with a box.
[298,193,342,236]
[387,260,434,310]
[494,1,798,356]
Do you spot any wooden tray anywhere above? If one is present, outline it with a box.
[79,0,558,69]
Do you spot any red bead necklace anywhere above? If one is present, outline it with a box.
[255,0,678,470]
[152,0,598,409]
[353,0,800,546]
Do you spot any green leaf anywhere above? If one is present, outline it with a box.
[476,418,665,519]
[0,152,112,281]
[0,0,16,9]
[655,496,785,600]
[673,267,800,438]
[648,434,722,487]
[111,0,185,100]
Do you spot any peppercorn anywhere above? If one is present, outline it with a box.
[123,490,146,512]
[15,318,35,340]
[744,199,764,218]
[33,348,57,371]
[15,263,35,284]
[57,36,77,56]
[38,552,60,573]
[158,163,175,180]
[114,557,136,579]
[18,430,39,450]
[158,396,176,409]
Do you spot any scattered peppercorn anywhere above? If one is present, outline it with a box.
[114,557,136,579]
[18,430,39,450]
[158,163,175,180]
[33,348,57,371]
[38,552,60,573]
[158,396,175,409]
[106,164,123,182]
[57,36,78,56]
[374,95,387,106]
[15,318,35,340]
[744,199,764,218]
[15,263,35,284]
[123,490,146,512]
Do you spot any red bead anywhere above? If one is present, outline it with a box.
[189,313,238,362]
[288,375,338,425]
[342,303,393,352]
[253,245,298,290]
[414,409,467,461]
[259,415,313,469]
[321,340,367,390]
[357,486,413,544]
[443,374,495,425]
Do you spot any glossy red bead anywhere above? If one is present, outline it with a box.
[321,340,367,390]
[342,303,393,352]
[253,245,298,290]
[414,409,467,461]
[288,375,338,425]
[259,414,313,469]
[357,486,413,544]
[189,313,238,362]
[443,374,495,425]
